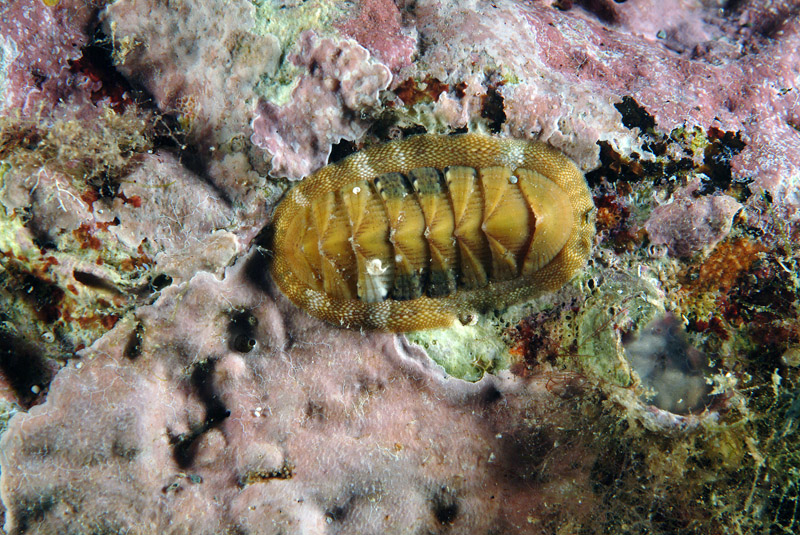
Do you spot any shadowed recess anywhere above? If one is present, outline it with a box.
[72,269,120,293]
[480,383,503,405]
[242,232,274,293]
[431,487,459,525]
[169,358,230,468]
[123,322,144,360]
[698,127,747,196]
[328,139,358,164]
[480,84,506,133]
[614,96,656,132]
[149,273,173,292]
[227,309,258,353]
[0,325,55,407]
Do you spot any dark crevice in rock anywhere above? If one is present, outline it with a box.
[169,358,230,468]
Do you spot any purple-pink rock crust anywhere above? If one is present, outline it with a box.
[0,256,603,533]
[2,0,800,533]
[646,179,743,258]
[251,31,392,180]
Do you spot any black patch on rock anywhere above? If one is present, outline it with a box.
[228,309,258,353]
[697,127,747,197]
[73,269,119,293]
[149,273,173,291]
[123,322,144,360]
[480,84,506,134]
[577,0,621,24]
[328,139,358,164]
[169,358,230,468]
[243,236,274,293]
[480,383,503,405]
[432,488,459,525]
[0,325,54,407]
[17,272,65,324]
[614,96,656,132]
[585,140,693,189]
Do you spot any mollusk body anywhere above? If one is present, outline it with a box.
[270,134,595,331]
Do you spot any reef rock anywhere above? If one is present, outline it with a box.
[645,179,742,258]
[2,1,800,533]
[0,253,605,534]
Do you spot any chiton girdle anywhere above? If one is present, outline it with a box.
[269,133,595,332]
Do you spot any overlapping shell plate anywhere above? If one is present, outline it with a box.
[269,133,595,331]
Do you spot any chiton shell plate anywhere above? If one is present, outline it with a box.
[270,133,595,331]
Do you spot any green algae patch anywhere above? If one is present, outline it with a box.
[0,42,10,107]
[249,0,348,105]
[573,269,665,388]
[249,0,343,50]
[407,319,510,382]
[0,398,19,438]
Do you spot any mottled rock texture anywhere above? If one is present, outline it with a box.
[646,179,742,258]
[0,0,94,114]
[0,255,606,534]
[251,31,392,180]
[336,0,417,73]
[2,0,800,534]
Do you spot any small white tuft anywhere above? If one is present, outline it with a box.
[366,258,388,275]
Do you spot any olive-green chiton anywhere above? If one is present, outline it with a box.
[270,133,595,331]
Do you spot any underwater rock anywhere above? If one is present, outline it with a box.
[2,1,800,533]
[0,252,609,534]
[336,0,417,73]
[0,0,93,114]
[251,31,392,180]
[103,0,281,197]
[645,179,742,258]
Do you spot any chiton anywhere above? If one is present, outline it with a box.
[269,133,595,331]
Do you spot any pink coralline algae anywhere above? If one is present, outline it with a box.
[0,0,95,114]
[3,1,800,533]
[645,179,743,258]
[0,255,607,534]
[103,0,282,163]
[250,31,392,180]
[336,0,418,73]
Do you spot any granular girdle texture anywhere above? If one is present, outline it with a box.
[270,134,595,331]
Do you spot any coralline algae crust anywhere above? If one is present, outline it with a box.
[1,0,800,533]
[248,0,349,105]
